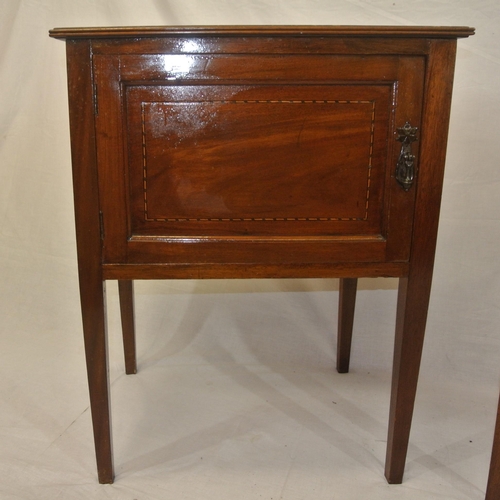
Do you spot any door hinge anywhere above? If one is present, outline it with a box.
[99,211,104,240]
[93,83,98,115]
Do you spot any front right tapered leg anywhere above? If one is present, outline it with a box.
[384,275,430,484]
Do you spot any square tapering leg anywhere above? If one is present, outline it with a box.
[118,280,137,375]
[337,278,358,373]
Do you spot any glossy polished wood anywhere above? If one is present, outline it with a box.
[50,25,473,484]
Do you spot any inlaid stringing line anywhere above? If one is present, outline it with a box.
[365,101,376,215]
[141,103,148,215]
[141,100,375,222]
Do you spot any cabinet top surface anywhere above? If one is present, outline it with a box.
[49,25,474,40]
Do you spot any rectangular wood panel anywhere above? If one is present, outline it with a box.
[125,84,391,238]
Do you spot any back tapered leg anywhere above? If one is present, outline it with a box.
[118,280,137,375]
[337,278,358,373]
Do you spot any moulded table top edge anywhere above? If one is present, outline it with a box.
[48,25,475,40]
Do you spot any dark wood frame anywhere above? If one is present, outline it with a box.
[50,26,473,484]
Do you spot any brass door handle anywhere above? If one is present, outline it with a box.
[395,122,418,191]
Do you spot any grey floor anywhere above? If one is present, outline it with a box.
[1,277,496,499]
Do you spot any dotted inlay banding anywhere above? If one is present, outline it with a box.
[141,100,376,222]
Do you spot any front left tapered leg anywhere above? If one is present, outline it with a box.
[80,278,114,484]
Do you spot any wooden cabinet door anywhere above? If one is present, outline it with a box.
[93,50,424,266]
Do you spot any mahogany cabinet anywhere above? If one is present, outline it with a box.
[49,25,473,484]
